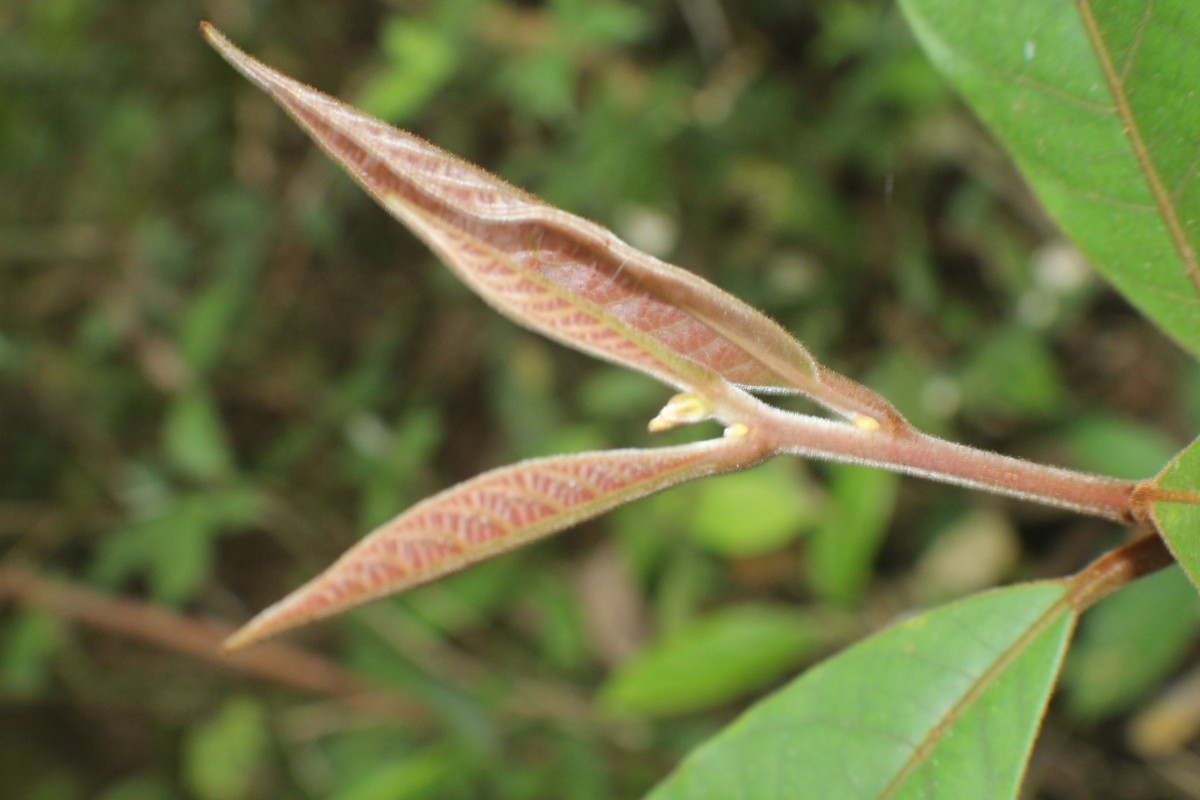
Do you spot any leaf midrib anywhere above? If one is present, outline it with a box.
[1073,0,1200,299]
[878,587,1074,798]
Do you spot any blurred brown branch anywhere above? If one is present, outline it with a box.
[0,565,430,725]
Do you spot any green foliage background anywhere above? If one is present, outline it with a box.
[3,1,1198,798]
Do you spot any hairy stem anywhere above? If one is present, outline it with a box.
[712,389,1138,524]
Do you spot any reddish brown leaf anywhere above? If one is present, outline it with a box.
[225,435,765,649]
[200,24,897,423]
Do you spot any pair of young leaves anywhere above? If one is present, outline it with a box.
[199,10,1200,799]
[202,24,897,649]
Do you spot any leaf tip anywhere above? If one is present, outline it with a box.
[221,600,297,652]
[220,575,341,652]
[198,20,223,47]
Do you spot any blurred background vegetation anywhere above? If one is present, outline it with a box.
[4,0,1200,798]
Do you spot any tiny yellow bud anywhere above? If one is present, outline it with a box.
[852,414,882,431]
[724,423,750,438]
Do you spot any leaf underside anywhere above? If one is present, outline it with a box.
[225,438,761,649]
[647,583,1075,800]
[199,23,849,409]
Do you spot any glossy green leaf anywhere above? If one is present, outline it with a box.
[807,463,898,605]
[1149,436,1200,591]
[598,605,822,717]
[648,583,1075,800]
[1063,566,1200,720]
[899,0,1200,356]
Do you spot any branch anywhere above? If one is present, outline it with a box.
[705,386,1138,525]
[0,565,429,723]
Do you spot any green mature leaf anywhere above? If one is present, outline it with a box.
[598,605,822,717]
[648,583,1075,800]
[899,0,1200,357]
[1150,436,1200,591]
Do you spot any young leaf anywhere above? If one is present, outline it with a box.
[898,0,1200,357]
[200,24,896,425]
[647,583,1076,800]
[225,435,765,649]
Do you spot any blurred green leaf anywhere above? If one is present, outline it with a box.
[177,279,244,376]
[577,367,665,422]
[548,733,608,800]
[27,772,84,800]
[162,388,235,482]
[564,0,647,44]
[1064,566,1200,720]
[183,697,270,800]
[1060,412,1180,482]
[899,0,1200,356]
[807,463,898,606]
[96,775,175,800]
[527,574,590,672]
[599,604,822,717]
[647,583,1074,799]
[94,486,261,604]
[331,746,459,800]
[1057,414,1179,480]
[0,610,63,698]
[497,48,576,123]
[957,325,1064,420]
[357,18,458,124]
[686,460,819,557]
[347,407,443,529]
